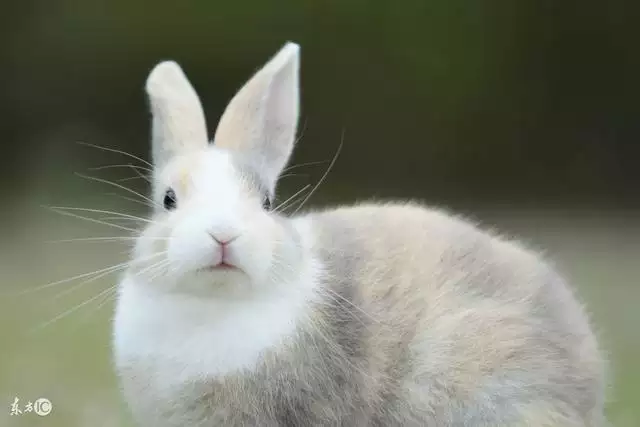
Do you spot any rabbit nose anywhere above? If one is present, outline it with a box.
[207,231,239,246]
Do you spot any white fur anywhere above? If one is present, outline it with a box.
[114,218,319,382]
[156,149,248,276]
[146,61,209,168]
[113,42,314,417]
[128,146,302,298]
[213,42,300,192]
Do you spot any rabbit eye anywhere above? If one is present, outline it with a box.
[262,196,273,211]
[163,188,177,210]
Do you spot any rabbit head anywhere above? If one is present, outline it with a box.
[130,42,305,297]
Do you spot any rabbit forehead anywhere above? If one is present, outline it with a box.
[156,146,260,202]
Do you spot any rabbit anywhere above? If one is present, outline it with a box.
[112,42,607,427]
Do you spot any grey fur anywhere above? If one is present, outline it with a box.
[119,203,607,426]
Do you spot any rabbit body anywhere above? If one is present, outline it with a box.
[115,203,605,427]
[113,43,606,426]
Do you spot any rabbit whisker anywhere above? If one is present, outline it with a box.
[274,184,312,213]
[46,206,139,233]
[48,251,166,301]
[15,251,166,296]
[77,141,153,168]
[291,131,344,215]
[49,206,155,224]
[278,172,310,180]
[89,163,153,174]
[269,250,378,327]
[323,287,379,324]
[70,286,119,331]
[282,160,329,173]
[46,236,167,243]
[98,216,151,224]
[117,175,150,183]
[133,256,172,279]
[104,192,156,209]
[302,312,378,383]
[74,172,160,208]
[29,285,119,333]
[115,165,152,183]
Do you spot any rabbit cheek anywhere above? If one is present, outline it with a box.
[134,223,167,261]
[257,221,300,286]
[168,223,217,275]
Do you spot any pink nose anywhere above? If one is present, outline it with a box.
[207,231,239,246]
[207,232,239,265]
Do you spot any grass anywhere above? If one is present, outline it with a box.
[0,207,638,426]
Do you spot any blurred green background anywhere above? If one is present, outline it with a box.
[1,1,638,426]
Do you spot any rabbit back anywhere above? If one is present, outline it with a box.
[298,202,606,426]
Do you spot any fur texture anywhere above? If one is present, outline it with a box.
[113,42,606,426]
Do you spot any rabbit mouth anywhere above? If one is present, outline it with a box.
[197,262,243,274]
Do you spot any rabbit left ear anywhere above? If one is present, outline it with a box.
[146,61,209,168]
[213,42,300,193]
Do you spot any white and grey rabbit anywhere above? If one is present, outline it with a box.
[113,42,607,426]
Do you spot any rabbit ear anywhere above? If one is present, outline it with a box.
[146,61,209,168]
[213,42,300,193]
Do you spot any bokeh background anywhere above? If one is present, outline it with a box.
[1,1,638,426]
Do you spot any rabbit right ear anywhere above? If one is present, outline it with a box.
[146,61,209,168]
[213,42,300,194]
